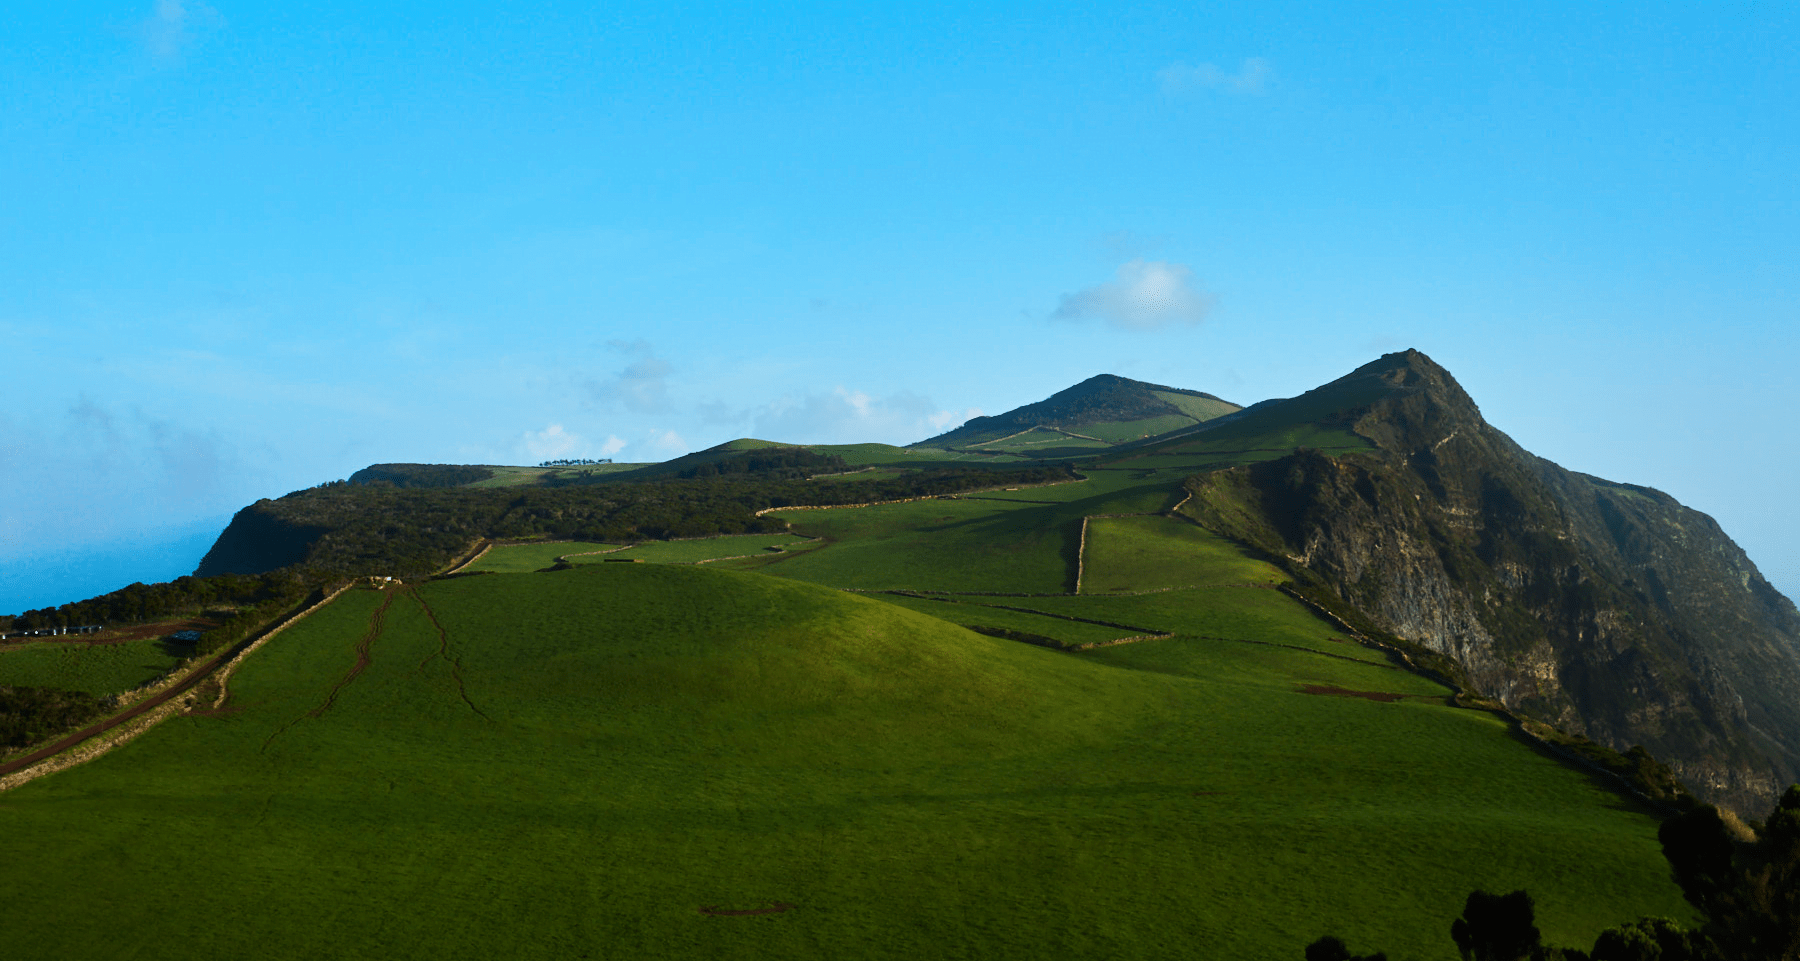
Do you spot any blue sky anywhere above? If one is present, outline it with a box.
[3,1,1797,611]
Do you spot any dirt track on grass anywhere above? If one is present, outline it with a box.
[699,902,794,916]
[1300,684,1412,703]
[0,586,352,791]
[0,650,230,778]
[307,590,396,719]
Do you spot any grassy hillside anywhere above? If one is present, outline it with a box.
[0,564,1690,960]
[0,637,187,696]
[462,540,624,573]
[916,374,1242,453]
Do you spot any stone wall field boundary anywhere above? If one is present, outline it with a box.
[0,700,188,793]
[208,583,355,710]
[440,539,494,575]
[1073,517,1090,594]
[0,584,353,794]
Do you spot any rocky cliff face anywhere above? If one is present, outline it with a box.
[1182,350,1800,812]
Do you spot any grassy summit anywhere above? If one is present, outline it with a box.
[916,373,1241,453]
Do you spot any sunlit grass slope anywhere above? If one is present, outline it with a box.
[591,533,820,564]
[0,563,1689,960]
[1080,514,1283,594]
[0,638,184,695]
[462,540,622,573]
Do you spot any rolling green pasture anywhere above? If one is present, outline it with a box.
[969,426,1112,451]
[869,593,1148,648]
[0,565,1691,960]
[1149,390,1240,422]
[0,638,186,695]
[1081,514,1283,594]
[762,497,1078,592]
[1011,588,1395,665]
[462,540,623,573]
[594,533,819,564]
[755,472,1205,593]
[1073,413,1198,442]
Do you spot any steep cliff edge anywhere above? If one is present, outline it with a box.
[1179,350,1800,812]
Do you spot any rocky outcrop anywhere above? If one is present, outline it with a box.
[1182,350,1800,813]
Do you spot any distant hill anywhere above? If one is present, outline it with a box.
[913,374,1240,453]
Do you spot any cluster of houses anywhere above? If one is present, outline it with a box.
[2,624,104,640]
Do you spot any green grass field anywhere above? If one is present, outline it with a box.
[1080,514,1284,594]
[462,540,624,573]
[761,497,1078,593]
[868,593,1151,648]
[0,564,1691,960]
[591,533,820,564]
[1149,390,1240,422]
[0,638,187,695]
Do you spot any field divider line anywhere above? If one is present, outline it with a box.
[440,540,494,576]
[964,426,1041,448]
[1073,517,1089,594]
[1067,633,1176,651]
[214,583,356,713]
[0,582,354,793]
[558,545,635,561]
[405,587,491,722]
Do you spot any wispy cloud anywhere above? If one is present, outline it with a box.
[747,388,978,445]
[587,342,674,415]
[1052,260,1215,331]
[138,0,222,61]
[1158,58,1272,95]
[0,400,250,557]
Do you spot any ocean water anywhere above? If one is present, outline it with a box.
[0,517,229,615]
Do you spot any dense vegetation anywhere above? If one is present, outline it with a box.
[669,447,845,481]
[347,463,498,488]
[3,569,324,635]
[0,686,106,754]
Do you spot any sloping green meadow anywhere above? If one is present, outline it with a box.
[0,637,184,695]
[1080,514,1283,594]
[463,540,623,573]
[592,533,820,564]
[0,563,1689,960]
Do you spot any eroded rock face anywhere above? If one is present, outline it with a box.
[1185,350,1800,813]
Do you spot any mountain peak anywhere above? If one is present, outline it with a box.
[914,373,1240,451]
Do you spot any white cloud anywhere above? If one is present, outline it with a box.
[522,424,583,460]
[1158,57,1272,95]
[598,434,626,457]
[139,0,221,61]
[1052,260,1215,331]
